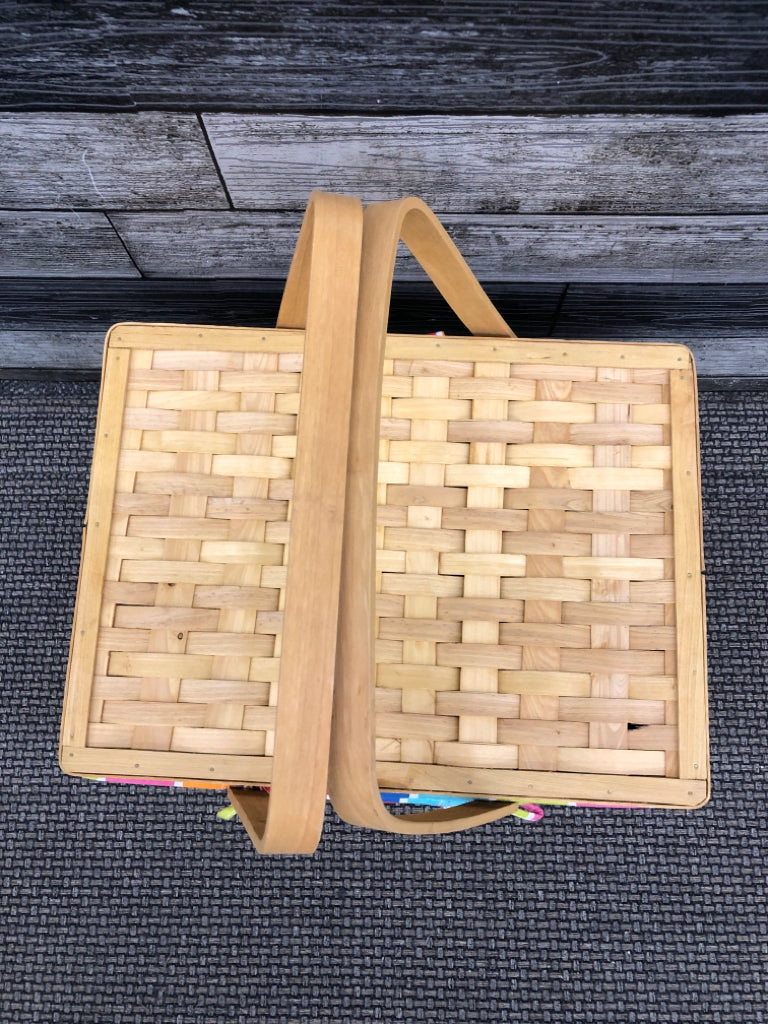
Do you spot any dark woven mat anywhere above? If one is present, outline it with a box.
[0,381,765,1024]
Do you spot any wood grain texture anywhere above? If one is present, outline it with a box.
[331,195,709,834]
[1,2,766,113]
[0,113,227,208]
[368,345,705,801]
[669,368,708,784]
[442,216,768,284]
[2,280,765,378]
[346,203,709,821]
[61,193,364,855]
[0,213,139,277]
[61,344,129,748]
[0,331,106,369]
[555,284,768,376]
[557,284,768,335]
[108,211,768,283]
[0,279,562,336]
[204,114,768,214]
[0,284,556,388]
[3,278,765,374]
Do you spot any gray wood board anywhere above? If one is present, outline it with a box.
[1,1,767,114]
[554,283,768,376]
[0,113,227,209]
[556,284,768,339]
[0,213,140,277]
[1,280,765,377]
[0,280,561,338]
[0,330,106,369]
[109,212,768,283]
[204,114,768,215]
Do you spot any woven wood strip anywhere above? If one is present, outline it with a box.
[374,350,687,797]
[85,345,303,779]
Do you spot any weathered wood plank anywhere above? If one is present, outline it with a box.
[1,280,764,377]
[109,212,301,279]
[556,284,768,340]
[0,280,561,368]
[0,331,106,369]
[444,216,768,283]
[555,284,768,376]
[1,1,767,113]
[204,114,768,214]
[0,279,562,338]
[0,213,140,277]
[110,211,768,283]
[0,113,227,208]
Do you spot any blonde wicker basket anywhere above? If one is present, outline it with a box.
[61,193,709,854]
[61,193,363,854]
[328,198,709,836]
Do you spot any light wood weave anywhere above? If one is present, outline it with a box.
[64,190,364,855]
[61,194,708,852]
[371,337,707,803]
[62,326,312,785]
[95,346,297,759]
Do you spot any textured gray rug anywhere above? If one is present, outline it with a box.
[0,381,766,1024]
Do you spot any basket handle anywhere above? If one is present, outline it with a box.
[329,197,525,835]
[228,192,363,854]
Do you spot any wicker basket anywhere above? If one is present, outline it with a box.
[328,198,709,836]
[60,193,363,853]
[61,193,709,854]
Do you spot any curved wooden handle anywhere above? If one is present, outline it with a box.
[329,197,523,836]
[229,192,363,854]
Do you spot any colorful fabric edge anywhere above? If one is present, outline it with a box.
[81,778,645,816]
[380,792,544,822]
[82,775,228,790]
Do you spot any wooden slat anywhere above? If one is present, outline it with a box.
[386,337,685,370]
[3,7,767,114]
[13,278,765,377]
[417,214,768,284]
[435,742,520,769]
[376,712,459,742]
[435,692,521,717]
[114,324,304,353]
[61,746,272,784]
[204,114,768,212]
[109,212,299,279]
[557,697,667,724]
[170,728,267,756]
[554,283,768,376]
[176,679,271,704]
[561,650,667,675]
[21,279,766,375]
[669,368,709,781]
[376,762,708,807]
[557,748,666,775]
[0,113,226,208]
[0,213,139,277]
[62,345,129,747]
[377,665,460,691]
[108,210,768,283]
[627,725,678,751]
[0,278,561,340]
[0,331,105,370]
[101,700,208,728]
[497,719,589,747]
